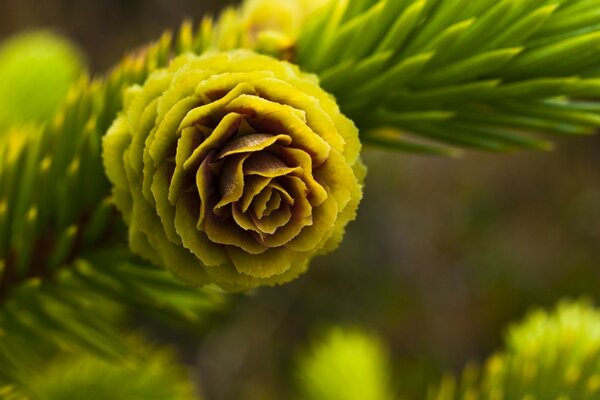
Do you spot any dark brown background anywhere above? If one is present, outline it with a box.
[2,1,600,399]
[0,0,237,72]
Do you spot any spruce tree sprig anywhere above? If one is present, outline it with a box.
[2,335,200,400]
[429,300,600,400]
[0,246,226,387]
[297,0,600,154]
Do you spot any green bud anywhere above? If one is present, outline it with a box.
[0,31,85,130]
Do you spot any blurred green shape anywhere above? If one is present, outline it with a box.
[0,31,85,130]
[297,328,393,400]
[430,299,600,399]
[21,338,199,400]
[507,299,600,364]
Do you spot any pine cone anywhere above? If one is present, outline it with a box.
[103,50,364,291]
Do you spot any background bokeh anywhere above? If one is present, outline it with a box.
[2,1,600,399]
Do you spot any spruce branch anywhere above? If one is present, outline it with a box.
[2,336,199,400]
[297,0,600,154]
[429,300,600,400]
[0,246,226,386]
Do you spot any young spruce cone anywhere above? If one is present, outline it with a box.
[103,50,364,291]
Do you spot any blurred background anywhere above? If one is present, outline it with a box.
[2,1,600,399]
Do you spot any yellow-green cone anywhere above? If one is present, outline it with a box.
[103,50,364,291]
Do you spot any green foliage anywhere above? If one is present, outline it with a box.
[0,385,26,400]
[0,31,85,130]
[295,301,600,400]
[297,328,393,400]
[0,24,228,371]
[0,245,226,387]
[297,0,600,154]
[1,0,600,397]
[3,337,199,400]
[429,300,600,400]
